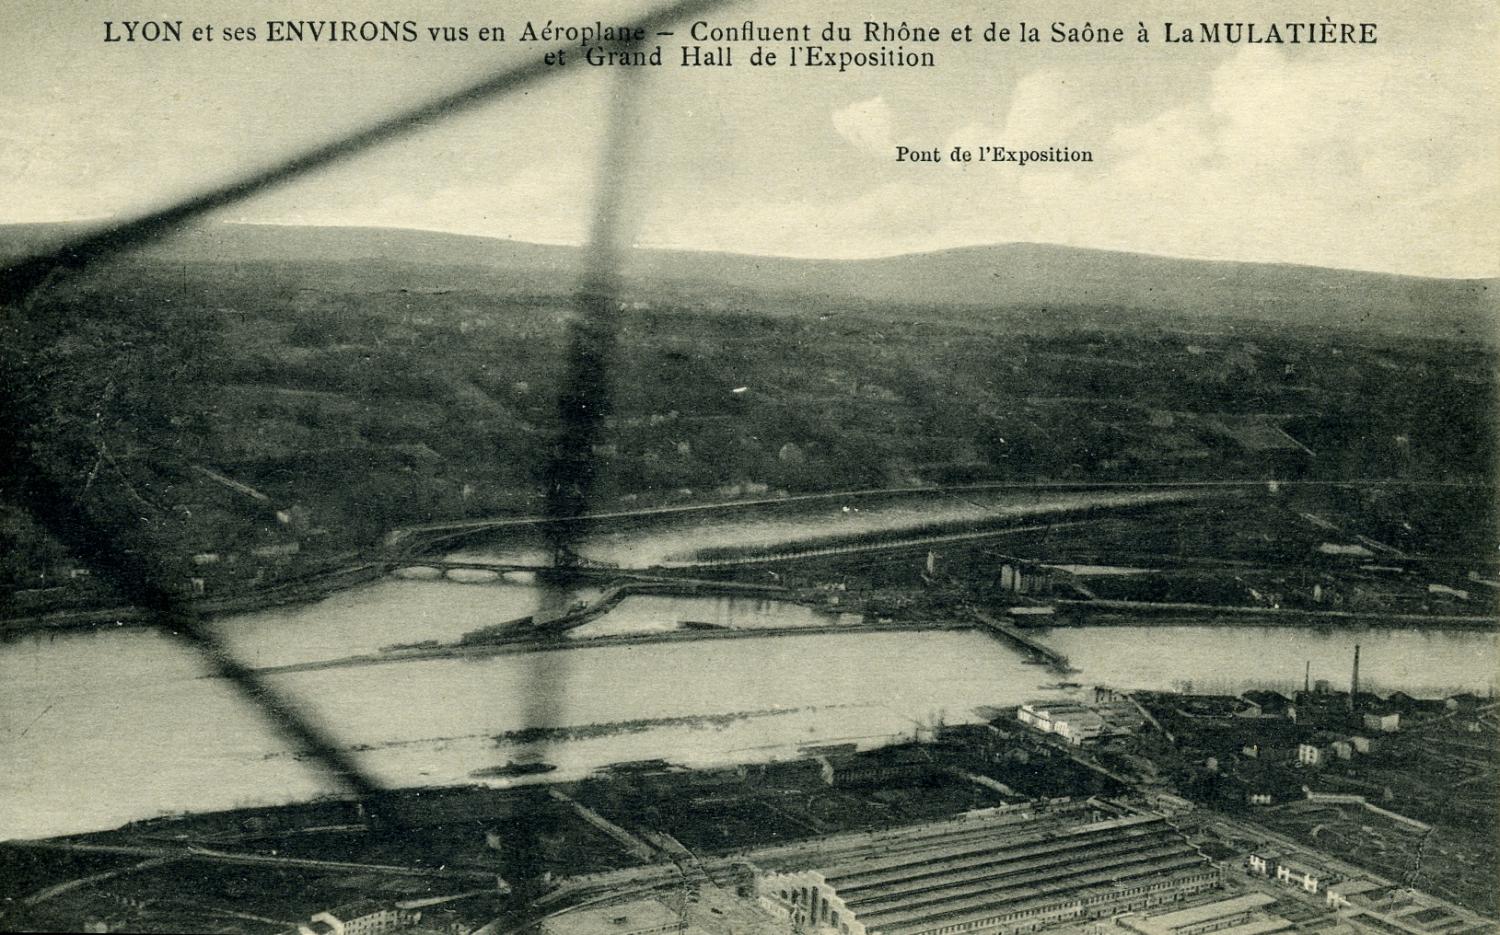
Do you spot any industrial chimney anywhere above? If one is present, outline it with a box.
[1349,644,1361,712]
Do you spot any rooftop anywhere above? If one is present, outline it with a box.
[1276,858,1325,877]
[1138,892,1277,928]
[541,899,679,935]
[320,900,390,921]
[1203,918,1296,935]
[786,814,1215,935]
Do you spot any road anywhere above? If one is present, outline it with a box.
[8,839,497,882]
[19,855,181,906]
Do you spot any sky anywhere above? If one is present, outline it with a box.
[1,0,1497,277]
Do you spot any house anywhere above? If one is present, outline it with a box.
[1445,692,1481,714]
[1383,691,1447,717]
[1363,711,1400,733]
[251,540,301,559]
[1384,690,1418,710]
[1054,710,1106,744]
[302,902,418,935]
[1297,743,1325,766]
[1351,735,1377,755]
[1240,690,1295,719]
[1326,879,1385,910]
[1330,740,1353,761]
[1275,858,1328,893]
[1239,764,1303,806]
[1248,849,1280,876]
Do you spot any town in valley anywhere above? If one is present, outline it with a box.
[0,223,1495,935]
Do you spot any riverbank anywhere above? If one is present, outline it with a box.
[0,562,389,636]
[0,482,1164,634]
[248,617,961,676]
[1048,598,1499,630]
[5,475,1494,641]
[8,567,1494,644]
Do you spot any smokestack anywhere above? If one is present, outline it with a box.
[1349,644,1361,712]
[1305,660,1310,694]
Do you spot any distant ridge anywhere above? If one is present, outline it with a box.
[2,222,1493,339]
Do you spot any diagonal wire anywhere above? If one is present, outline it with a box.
[0,443,385,798]
[542,47,653,561]
[503,36,658,890]
[0,0,732,306]
[528,33,655,756]
[0,0,734,808]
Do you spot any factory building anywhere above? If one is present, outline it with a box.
[1017,703,1105,745]
[1246,850,1279,876]
[1120,892,1291,935]
[756,814,1221,935]
[1325,879,1386,910]
[998,562,1053,595]
[1016,699,1146,746]
[1274,857,1328,893]
[297,902,418,935]
[539,899,679,935]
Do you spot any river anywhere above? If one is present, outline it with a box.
[1,576,1495,841]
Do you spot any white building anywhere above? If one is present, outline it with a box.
[1247,849,1280,876]
[1017,702,1105,745]
[1120,892,1285,935]
[1326,879,1384,910]
[1275,858,1327,893]
[540,899,680,935]
[301,902,417,935]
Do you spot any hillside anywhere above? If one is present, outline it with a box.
[1,222,1493,339]
[2,218,1495,618]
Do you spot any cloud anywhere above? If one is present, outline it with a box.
[1074,45,1499,274]
[832,96,895,159]
[253,151,601,246]
[686,46,1497,276]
